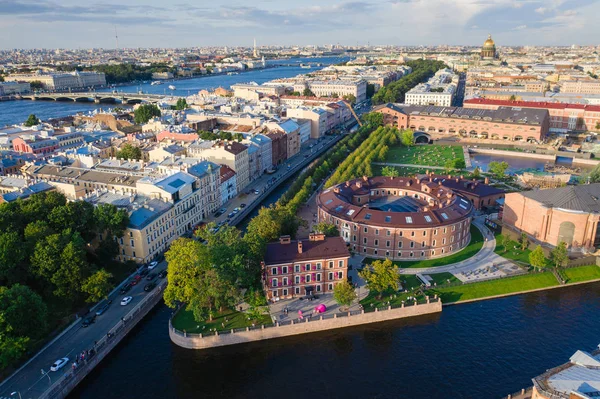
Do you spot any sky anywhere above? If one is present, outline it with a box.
[1,0,599,49]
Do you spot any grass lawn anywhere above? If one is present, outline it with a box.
[426,272,461,286]
[384,145,464,167]
[172,307,272,334]
[426,272,559,303]
[372,164,444,177]
[494,234,532,265]
[365,225,484,269]
[563,265,600,284]
[360,288,424,309]
[400,274,423,290]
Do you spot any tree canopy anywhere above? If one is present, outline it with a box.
[358,259,401,299]
[116,143,143,160]
[488,161,509,178]
[24,114,40,127]
[529,245,548,270]
[333,280,357,309]
[134,104,161,124]
[372,60,447,104]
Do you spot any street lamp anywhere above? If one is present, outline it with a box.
[11,392,22,399]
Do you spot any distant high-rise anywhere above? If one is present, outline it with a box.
[253,38,259,58]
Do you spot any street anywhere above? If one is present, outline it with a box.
[0,261,167,399]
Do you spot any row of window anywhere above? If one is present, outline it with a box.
[354,236,469,257]
[272,283,336,298]
[271,271,344,287]
[357,232,462,247]
[270,260,345,275]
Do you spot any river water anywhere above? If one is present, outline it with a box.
[0,56,348,127]
[70,282,600,399]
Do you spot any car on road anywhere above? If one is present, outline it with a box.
[253,189,260,195]
[120,296,133,306]
[119,283,132,295]
[144,282,157,292]
[158,270,167,279]
[50,357,69,372]
[139,268,149,277]
[81,315,96,328]
[304,154,309,158]
[227,212,234,218]
[95,301,111,316]
[146,273,157,281]
[240,203,246,208]
[131,275,142,285]
[233,207,240,213]
[148,261,158,270]
[213,210,223,217]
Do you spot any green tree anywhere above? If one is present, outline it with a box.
[502,234,511,253]
[246,205,305,243]
[198,130,219,140]
[94,203,129,238]
[0,334,28,369]
[488,161,509,178]
[163,238,204,308]
[366,83,376,99]
[302,88,315,97]
[529,245,548,270]
[381,166,400,178]
[0,284,47,338]
[400,129,414,146]
[587,163,600,183]
[116,143,143,160]
[173,98,188,110]
[24,114,40,127]
[312,222,339,237]
[550,241,568,269]
[472,167,481,178]
[245,289,268,323]
[0,231,27,285]
[358,259,400,299]
[342,94,357,105]
[81,269,113,303]
[333,280,357,310]
[233,133,244,142]
[454,159,466,169]
[444,159,456,173]
[29,80,44,90]
[520,232,529,251]
[188,268,238,322]
[134,104,161,124]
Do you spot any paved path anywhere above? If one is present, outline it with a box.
[397,217,518,279]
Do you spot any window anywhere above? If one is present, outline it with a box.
[130,239,135,247]
[386,230,391,236]
[329,261,334,268]
[273,290,278,297]
[399,231,403,237]
[272,267,277,275]
[410,242,415,248]
[375,229,379,235]
[272,278,278,287]
[424,215,432,223]
[328,272,334,280]
[441,213,449,220]
[422,241,426,247]
[411,231,415,237]
[398,241,403,248]
[452,225,456,232]
[328,283,333,291]
[305,264,311,271]
[423,231,427,236]
[316,263,322,270]
[386,240,391,247]
[295,276,300,284]
[374,239,379,246]
[365,213,372,220]
[283,277,288,286]
[316,285,321,292]
[295,265,300,273]
[397,252,402,257]
[364,227,368,233]
[353,235,357,242]
[317,273,322,282]
[283,288,288,296]
[337,271,343,279]
[306,274,311,283]
[338,260,344,267]
[433,240,436,246]
[363,237,368,244]
[282,266,288,274]
[421,251,425,257]
[406,216,413,224]
[295,287,300,294]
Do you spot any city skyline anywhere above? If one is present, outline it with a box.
[1,0,599,49]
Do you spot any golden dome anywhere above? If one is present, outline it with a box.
[483,34,495,48]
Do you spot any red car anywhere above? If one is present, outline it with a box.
[131,275,142,286]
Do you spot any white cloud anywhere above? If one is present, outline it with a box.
[535,7,547,13]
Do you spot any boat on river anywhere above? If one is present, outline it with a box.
[151,81,163,85]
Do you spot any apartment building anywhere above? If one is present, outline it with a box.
[266,119,301,159]
[219,165,237,204]
[5,71,106,90]
[405,69,457,107]
[561,79,600,95]
[294,79,367,102]
[262,233,350,301]
[0,81,31,95]
[286,107,328,139]
[189,141,250,193]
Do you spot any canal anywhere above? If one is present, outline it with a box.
[0,56,349,127]
[70,282,600,399]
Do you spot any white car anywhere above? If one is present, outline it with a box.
[148,261,158,270]
[120,296,133,306]
[50,357,69,372]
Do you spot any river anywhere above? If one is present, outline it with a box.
[70,282,600,399]
[0,56,349,127]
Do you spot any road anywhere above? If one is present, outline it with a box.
[0,262,167,399]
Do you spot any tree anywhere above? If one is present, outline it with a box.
[24,114,40,127]
[366,83,376,99]
[0,284,47,339]
[94,203,129,238]
[163,238,204,308]
[246,205,305,243]
[454,159,466,169]
[198,130,219,140]
[509,94,517,101]
[82,269,113,303]
[116,143,143,160]
[400,129,414,146]
[381,166,400,178]
[501,234,511,253]
[587,163,600,183]
[358,259,400,299]
[302,88,315,97]
[173,98,188,110]
[134,104,161,124]
[333,280,357,310]
[0,334,28,369]
[29,80,44,90]
[343,94,357,105]
[529,245,548,270]
[362,112,384,127]
[233,133,244,142]
[444,159,456,173]
[550,241,568,269]
[312,222,339,237]
[472,167,481,178]
[188,268,239,322]
[488,161,509,178]
[245,289,268,323]
[520,232,529,251]
[0,231,27,285]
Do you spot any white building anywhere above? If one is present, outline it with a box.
[405,69,458,107]
[5,71,106,90]
[294,79,368,102]
[286,107,328,139]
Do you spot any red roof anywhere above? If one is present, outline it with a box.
[464,98,600,112]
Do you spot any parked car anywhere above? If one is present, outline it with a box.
[50,357,69,372]
[139,268,149,277]
[240,203,246,208]
[253,189,260,195]
[158,270,167,279]
[95,301,111,316]
[120,296,133,306]
[131,275,142,286]
[81,315,96,328]
[144,282,157,292]
[119,283,132,295]
[233,207,240,213]
[213,210,223,217]
[227,212,235,218]
[146,273,157,281]
[148,261,158,270]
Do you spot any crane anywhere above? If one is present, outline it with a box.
[341,100,363,127]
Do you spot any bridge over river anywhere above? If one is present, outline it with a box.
[16,92,180,104]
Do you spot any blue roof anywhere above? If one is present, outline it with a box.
[187,161,218,179]
[154,172,196,194]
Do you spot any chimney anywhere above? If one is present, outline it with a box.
[484,177,489,185]
[309,232,326,241]
[279,235,291,244]
[298,240,303,253]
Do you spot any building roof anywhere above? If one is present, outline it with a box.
[464,98,600,112]
[264,236,350,265]
[222,141,247,155]
[520,184,600,213]
[219,165,236,182]
[533,349,600,398]
[152,172,196,194]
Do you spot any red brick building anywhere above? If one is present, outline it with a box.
[262,233,350,301]
[316,175,503,261]
[12,137,59,155]
[373,103,550,142]
[464,98,600,133]
[503,184,600,253]
[265,131,288,166]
